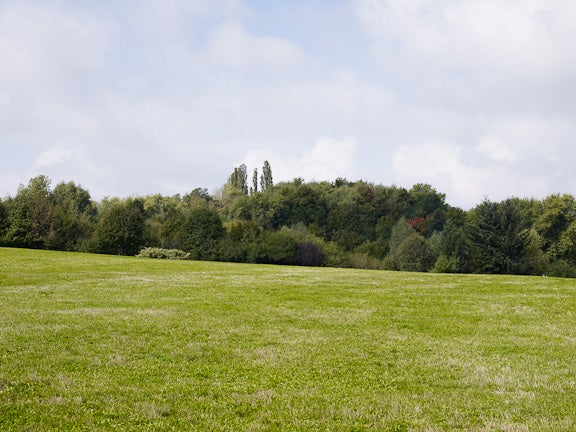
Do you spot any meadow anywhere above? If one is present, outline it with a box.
[1,247,575,431]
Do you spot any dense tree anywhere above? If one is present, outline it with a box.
[371,185,411,244]
[535,194,576,261]
[180,207,225,260]
[0,199,7,244]
[160,211,186,250]
[271,181,328,230]
[430,218,470,273]
[260,229,298,265]
[327,203,366,250]
[408,184,447,236]
[91,198,146,255]
[52,181,95,216]
[395,233,436,272]
[227,164,249,196]
[4,174,576,277]
[49,181,96,251]
[326,182,388,249]
[3,176,54,248]
[0,177,97,251]
[220,219,262,262]
[546,259,576,278]
[141,194,181,248]
[388,218,416,257]
[183,188,213,207]
[553,221,576,262]
[468,199,530,274]
[518,228,547,275]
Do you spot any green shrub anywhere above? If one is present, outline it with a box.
[260,230,299,265]
[180,207,225,260]
[297,241,326,266]
[546,259,576,278]
[395,233,436,272]
[381,255,397,271]
[355,240,388,260]
[321,241,349,268]
[348,252,382,270]
[432,254,462,274]
[137,247,190,260]
[217,238,248,263]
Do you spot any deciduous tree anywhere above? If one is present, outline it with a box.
[228,164,249,196]
[469,199,529,274]
[3,175,54,248]
[180,207,225,260]
[395,233,436,272]
[92,198,145,255]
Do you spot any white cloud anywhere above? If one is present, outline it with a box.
[209,22,304,71]
[0,3,111,89]
[393,142,478,208]
[301,137,358,180]
[392,140,552,208]
[34,145,73,168]
[392,141,464,183]
[241,137,358,184]
[477,115,576,169]
[477,136,517,163]
[356,0,576,78]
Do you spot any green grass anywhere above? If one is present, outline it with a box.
[1,247,576,431]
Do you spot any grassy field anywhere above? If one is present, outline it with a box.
[1,248,575,431]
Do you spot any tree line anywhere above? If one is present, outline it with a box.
[2,164,576,278]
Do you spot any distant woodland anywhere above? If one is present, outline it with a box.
[2,163,576,278]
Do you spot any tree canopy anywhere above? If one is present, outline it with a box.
[2,169,576,278]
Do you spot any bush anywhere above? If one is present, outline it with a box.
[180,207,226,260]
[321,241,349,268]
[216,238,246,263]
[297,241,326,267]
[137,247,190,260]
[381,255,397,271]
[348,252,382,270]
[546,260,576,278]
[432,254,462,274]
[395,233,436,272]
[260,231,298,265]
[355,240,388,260]
[274,224,342,267]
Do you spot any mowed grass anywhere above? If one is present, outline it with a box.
[1,248,576,431]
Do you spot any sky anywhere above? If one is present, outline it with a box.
[1,0,575,209]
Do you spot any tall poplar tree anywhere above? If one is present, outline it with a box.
[260,160,273,192]
[252,168,258,195]
[228,164,249,195]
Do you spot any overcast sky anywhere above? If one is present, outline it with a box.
[1,0,575,209]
